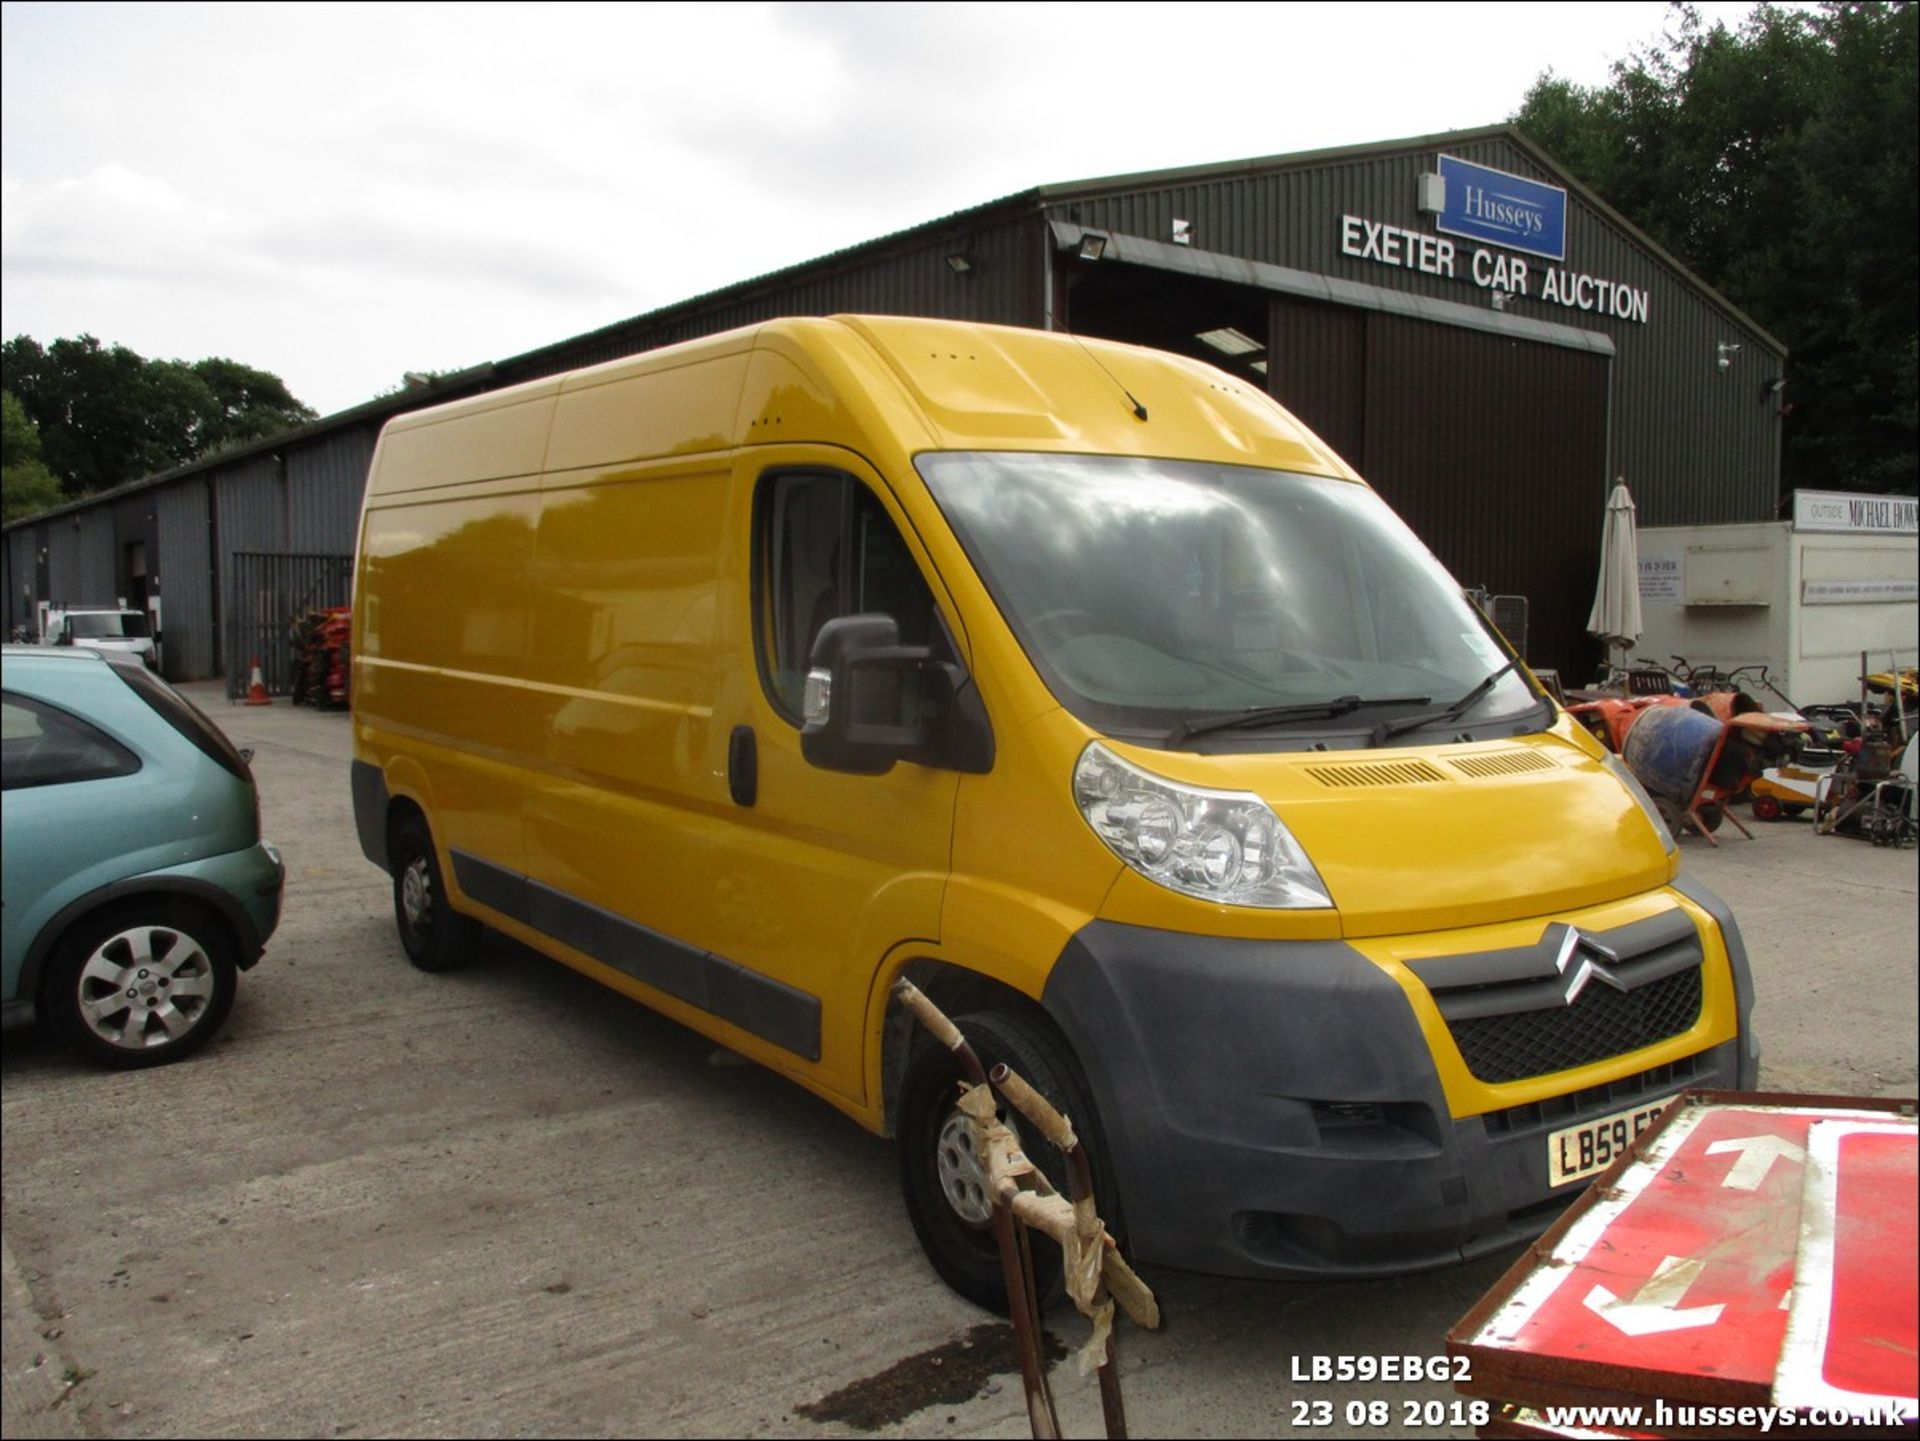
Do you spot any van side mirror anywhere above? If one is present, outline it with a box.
[800,614,993,776]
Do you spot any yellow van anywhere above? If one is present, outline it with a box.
[350,315,1755,1307]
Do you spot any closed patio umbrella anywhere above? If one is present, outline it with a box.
[1586,479,1642,684]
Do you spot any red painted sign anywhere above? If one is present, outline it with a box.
[1454,1095,1917,1424]
[1773,1120,1920,1418]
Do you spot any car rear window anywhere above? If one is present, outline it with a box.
[109,663,253,781]
[1,693,142,790]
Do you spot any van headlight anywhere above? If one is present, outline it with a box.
[1073,742,1332,909]
[1601,750,1678,856]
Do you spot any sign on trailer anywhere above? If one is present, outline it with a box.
[1447,1092,1917,1436]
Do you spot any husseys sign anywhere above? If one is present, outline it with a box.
[1339,154,1652,325]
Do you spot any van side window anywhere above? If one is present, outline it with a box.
[757,473,936,719]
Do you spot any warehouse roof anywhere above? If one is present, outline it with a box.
[6,123,1780,532]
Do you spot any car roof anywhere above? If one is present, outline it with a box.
[1,644,146,677]
[2,643,109,665]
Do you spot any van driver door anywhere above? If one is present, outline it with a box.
[706,455,964,1105]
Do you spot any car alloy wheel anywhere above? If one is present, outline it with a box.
[45,906,237,1069]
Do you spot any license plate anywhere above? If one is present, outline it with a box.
[1547,1095,1677,1187]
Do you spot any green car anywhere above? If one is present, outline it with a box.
[2,645,283,1067]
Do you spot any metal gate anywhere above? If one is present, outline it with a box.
[224,552,353,700]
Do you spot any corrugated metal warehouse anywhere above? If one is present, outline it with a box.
[4,125,1785,688]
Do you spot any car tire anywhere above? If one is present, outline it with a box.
[390,814,480,972]
[42,903,238,1069]
[897,1008,1118,1315]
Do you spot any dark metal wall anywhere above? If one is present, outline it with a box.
[155,480,214,680]
[1266,296,1612,675]
[1050,133,1780,529]
[1375,313,1605,675]
[494,214,1041,384]
[288,428,376,554]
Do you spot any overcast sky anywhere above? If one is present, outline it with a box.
[3,1,1767,417]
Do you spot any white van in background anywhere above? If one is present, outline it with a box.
[42,608,158,670]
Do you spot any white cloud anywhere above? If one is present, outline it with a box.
[2,0,1781,414]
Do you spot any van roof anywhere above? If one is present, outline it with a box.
[373,316,1356,484]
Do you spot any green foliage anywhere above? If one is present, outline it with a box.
[372,368,458,401]
[1515,1,1919,496]
[0,334,318,500]
[2,388,67,522]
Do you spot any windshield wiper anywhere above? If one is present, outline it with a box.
[1369,658,1525,747]
[1169,694,1431,746]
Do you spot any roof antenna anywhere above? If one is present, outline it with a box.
[1071,334,1149,421]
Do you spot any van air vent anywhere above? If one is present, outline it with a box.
[1446,750,1558,779]
[1302,760,1450,788]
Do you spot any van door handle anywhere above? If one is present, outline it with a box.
[728,725,758,807]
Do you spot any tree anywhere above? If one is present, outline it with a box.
[1515,2,1918,496]
[2,389,66,522]
[0,334,318,499]
[190,356,319,453]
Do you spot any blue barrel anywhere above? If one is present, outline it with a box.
[1621,704,1725,806]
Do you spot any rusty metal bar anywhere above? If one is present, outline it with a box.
[994,1061,1129,1440]
[894,981,1061,1440]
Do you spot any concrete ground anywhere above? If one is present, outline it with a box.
[3,686,1914,1439]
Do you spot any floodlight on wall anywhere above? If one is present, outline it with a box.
[945,252,975,275]
[1077,230,1109,262]
[1171,218,1193,246]
[1716,341,1742,371]
[1195,327,1263,357]
[1763,377,1786,396]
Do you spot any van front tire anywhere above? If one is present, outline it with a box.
[897,1008,1117,1314]
[390,816,479,972]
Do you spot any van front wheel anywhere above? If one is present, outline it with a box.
[390,816,479,972]
[897,1008,1116,1314]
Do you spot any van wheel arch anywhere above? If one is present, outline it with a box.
[880,960,1038,1138]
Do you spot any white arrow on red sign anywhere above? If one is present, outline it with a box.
[1705,1134,1807,1191]
[1584,1254,1727,1336]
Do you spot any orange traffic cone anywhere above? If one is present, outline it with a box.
[244,658,273,706]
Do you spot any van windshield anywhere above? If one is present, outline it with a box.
[66,612,149,639]
[916,452,1543,750]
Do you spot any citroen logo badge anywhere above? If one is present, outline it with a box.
[1551,925,1627,1005]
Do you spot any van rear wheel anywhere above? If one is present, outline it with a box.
[390,815,479,972]
[897,1008,1117,1314]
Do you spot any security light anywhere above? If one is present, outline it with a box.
[1077,231,1109,262]
[944,253,974,275]
[1716,342,1741,371]
[1195,327,1263,357]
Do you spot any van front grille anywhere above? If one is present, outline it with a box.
[1407,907,1707,1085]
[1447,967,1703,1083]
